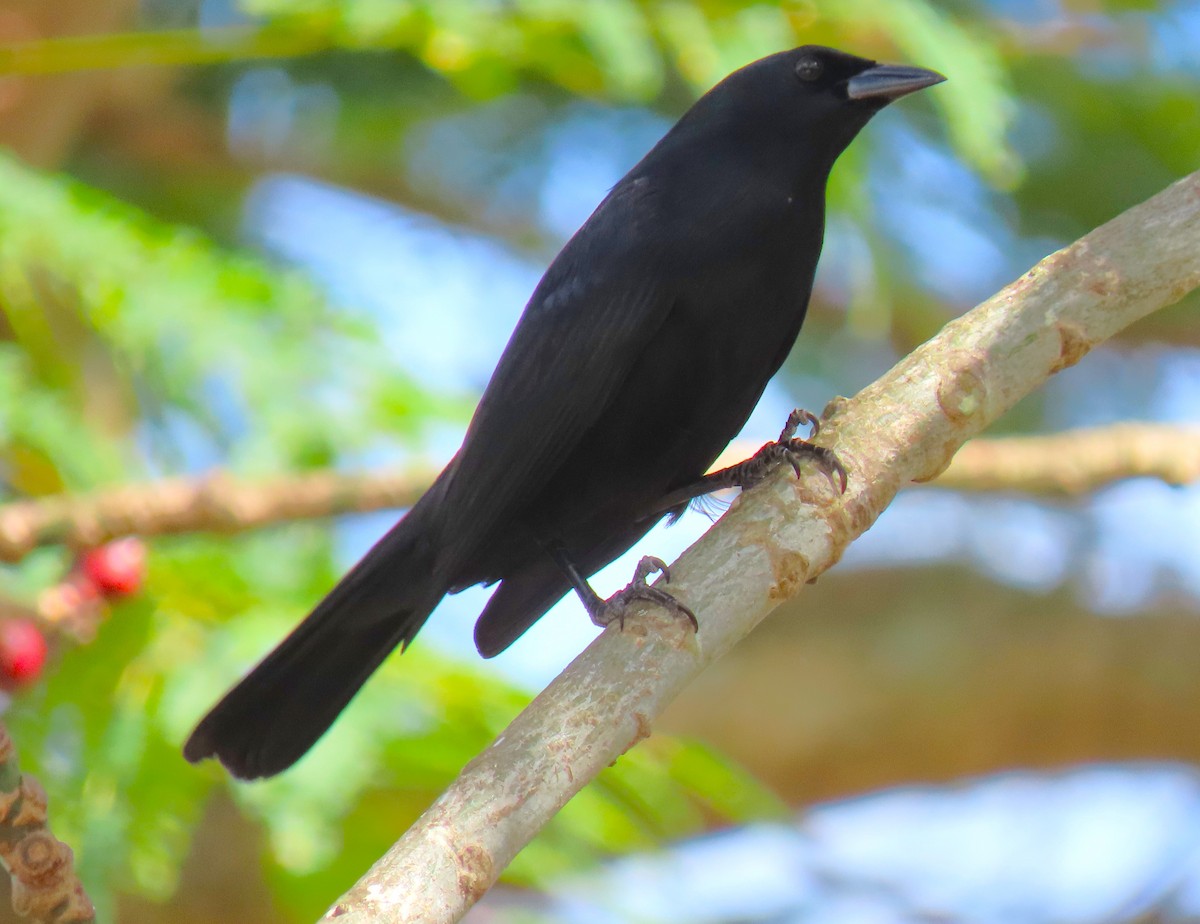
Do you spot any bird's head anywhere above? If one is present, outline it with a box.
[662,45,945,179]
[782,45,945,112]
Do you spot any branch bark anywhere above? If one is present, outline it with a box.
[320,171,1200,923]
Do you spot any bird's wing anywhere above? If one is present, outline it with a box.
[437,179,674,566]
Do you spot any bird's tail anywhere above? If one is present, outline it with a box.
[183,503,444,779]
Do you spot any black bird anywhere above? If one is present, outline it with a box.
[185,45,944,779]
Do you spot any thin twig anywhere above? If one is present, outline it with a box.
[321,171,1200,924]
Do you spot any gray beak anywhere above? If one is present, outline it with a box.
[846,63,946,102]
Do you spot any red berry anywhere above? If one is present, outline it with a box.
[0,620,47,687]
[81,538,146,597]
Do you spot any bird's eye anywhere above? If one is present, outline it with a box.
[794,56,823,82]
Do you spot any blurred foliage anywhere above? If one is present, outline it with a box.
[0,0,1196,920]
[0,151,442,493]
[0,107,784,921]
[235,0,1016,184]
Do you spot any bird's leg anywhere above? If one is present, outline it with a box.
[655,408,847,515]
[544,542,698,633]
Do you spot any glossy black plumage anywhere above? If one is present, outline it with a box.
[185,46,944,778]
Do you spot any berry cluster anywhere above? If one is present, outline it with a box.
[1,538,146,690]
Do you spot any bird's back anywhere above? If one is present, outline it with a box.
[444,147,829,591]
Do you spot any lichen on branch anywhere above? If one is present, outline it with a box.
[0,724,94,924]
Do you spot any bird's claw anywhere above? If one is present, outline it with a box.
[779,407,821,442]
[588,555,698,633]
[781,440,848,494]
[740,409,847,494]
[633,555,671,585]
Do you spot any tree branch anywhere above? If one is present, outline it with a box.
[320,171,1200,924]
[4,420,1199,564]
[930,422,1200,494]
[0,466,435,563]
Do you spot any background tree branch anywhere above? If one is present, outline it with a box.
[3,422,1198,564]
[721,420,1200,497]
[317,172,1200,922]
[664,565,1200,804]
[927,422,1200,495]
[0,466,435,563]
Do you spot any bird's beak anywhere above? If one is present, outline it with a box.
[846,63,946,102]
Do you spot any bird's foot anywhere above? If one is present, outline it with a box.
[585,556,698,633]
[734,408,847,494]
